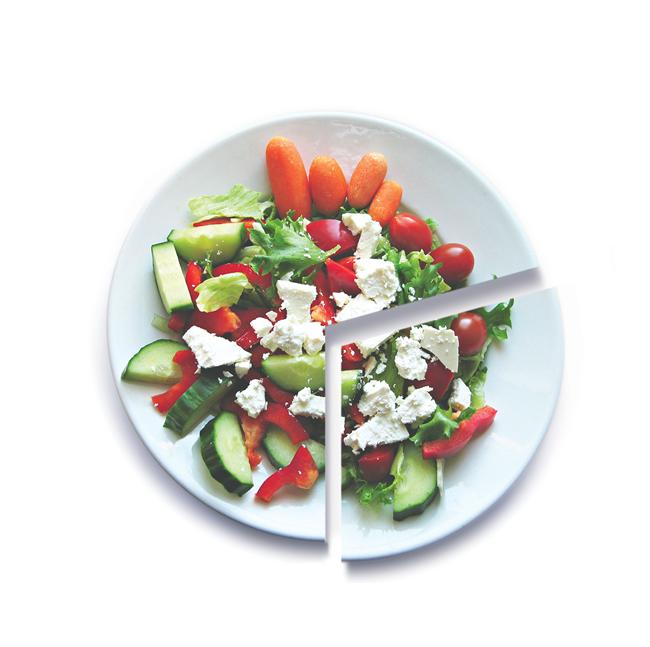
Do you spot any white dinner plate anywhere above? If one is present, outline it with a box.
[107,112,539,541]
[342,288,563,559]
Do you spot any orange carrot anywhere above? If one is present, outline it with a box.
[347,153,387,208]
[265,137,312,218]
[309,156,347,215]
[368,180,403,226]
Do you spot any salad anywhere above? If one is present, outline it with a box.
[341,300,514,520]
[121,136,480,504]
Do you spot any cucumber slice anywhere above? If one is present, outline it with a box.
[151,242,194,314]
[261,353,325,392]
[164,372,233,437]
[200,412,253,496]
[168,223,245,264]
[392,442,438,521]
[341,369,361,407]
[262,425,325,472]
[121,339,187,385]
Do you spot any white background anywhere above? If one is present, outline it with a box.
[2,1,649,645]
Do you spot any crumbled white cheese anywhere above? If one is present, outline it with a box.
[302,321,325,355]
[261,319,324,357]
[266,311,277,322]
[354,258,399,306]
[364,356,378,375]
[375,362,386,375]
[358,380,397,417]
[183,326,250,369]
[394,336,428,380]
[355,332,390,358]
[336,294,384,322]
[448,378,472,410]
[344,412,409,453]
[355,220,382,259]
[395,387,436,424]
[332,291,351,309]
[342,211,372,235]
[235,379,267,418]
[234,359,251,378]
[289,387,325,419]
[223,371,233,378]
[276,280,317,323]
[250,317,273,338]
[414,326,459,372]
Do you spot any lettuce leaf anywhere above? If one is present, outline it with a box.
[382,248,450,305]
[468,365,488,408]
[476,299,515,341]
[189,184,275,222]
[411,408,458,445]
[195,273,249,312]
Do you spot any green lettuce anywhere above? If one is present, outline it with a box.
[382,248,450,304]
[411,408,459,445]
[189,184,275,222]
[195,272,249,312]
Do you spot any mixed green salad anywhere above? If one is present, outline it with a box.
[341,300,514,520]
[121,136,482,503]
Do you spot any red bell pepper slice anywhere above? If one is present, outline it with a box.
[347,403,365,427]
[260,403,309,443]
[310,269,336,325]
[191,307,241,336]
[185,261,203,303]
[249,345,268,367]
[240,411,266,468]
[151,350,198,413]
[306,219,358,256]
[260,378,294,407]
[256,445,318,502]
[422,406,497,459]
[341,343,364,370]
[167,313,188,333]
[358,445,396,483]
[325,258,360,295]
[337,255,356,272]
[234,328,259,349]
[213,262,272,290]
[414,360,455,401]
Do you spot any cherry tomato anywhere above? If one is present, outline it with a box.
[388,213,433,253]
[325,258,360,295]
[452,312,488,356]
[358,446,396,483]
[413,360,455,400]
[431,243,475,285]
[306,219,358,256]
[341,343,364,370]
[337,256,356,272]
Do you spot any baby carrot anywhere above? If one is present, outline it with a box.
[368,180,403,226]
[347,153,387,208]
[309,156,347,215]
[265,137,312,218]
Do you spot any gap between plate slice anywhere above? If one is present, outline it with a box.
[324,266,547,560]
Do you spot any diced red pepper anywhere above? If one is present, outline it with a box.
[235,328,259,350]
[260,403,309,443]
[239,411,266,468]
[325,258,360,295]
[358,445,396,483]
[341,343,364,370]
[185,261,203,303]
[250,345,268,367]
[261,378,294,407]
[151,350,198,413]
[414,360,455,401]
[191,307,241,335]
[347,403,365,427]
[168,312,189,333]
[422,406,497,459]
[256,445,318,502]
[310,269,336,325]
[337,255,356,272]
[213,262,272,290]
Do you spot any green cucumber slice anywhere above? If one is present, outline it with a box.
[262,425,325,472]
[121,339,187,385]
[341,369,361,407]
[200,412,253,496]
[151,242,194,314]
[261,353,325,392]
[167,223,245,264]
[392,442,438,521]
[164,372,233,437]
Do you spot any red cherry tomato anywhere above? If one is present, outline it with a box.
[431,243,475,285]
[452,312,488,356]
[341,343,364,370]
[358,446,396,483]
[413,360,455,400]
[388,213,433,253]
[325,258,360,296]
[337,256,356,272]
[306,219,358,256]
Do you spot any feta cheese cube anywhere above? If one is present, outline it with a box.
[336,294,384,322]
[303,321,325,355]
[354,258,399,307]
[332,291,351,309]
[342,211,372,235]
[358,380,397,417]
[250,317,273,338]
[448,378,472,410]
[183,326,250,369]
[394,336,428,380]
[234,379,267,418]
[260,319,305,357]
[414,326,459,372]
[355,220,382,259]
[363,356,378,375]
[355,332,390,358]
[234,358,252,378]
[276,280,317,323]
[266,311,278,322]
[343,412,409,453]
[395,387,436,424]
[289,387,325,419]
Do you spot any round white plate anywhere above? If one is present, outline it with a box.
[108,112,539,541]
[342,288,563,559]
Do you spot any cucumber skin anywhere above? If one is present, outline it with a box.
[262,426,325,472]
[121,339,187,385]
[151,242,194,314]
[341,370,361,408]
[199,416,252,496]
[392,443,438,521]
[261,353,325,392]
[163,373,233,437]
[393,487,438,521]
[167,223,245,264]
